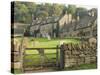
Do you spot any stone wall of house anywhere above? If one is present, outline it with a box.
[62,42,97,67]
[59,14,69,27]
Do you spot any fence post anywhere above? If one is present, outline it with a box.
[20,47,24,73]
[59,44,65,70]
[56,45,59,69]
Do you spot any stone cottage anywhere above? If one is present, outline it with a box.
[12,8,97,39]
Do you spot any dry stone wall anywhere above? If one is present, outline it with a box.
[62,42,97,67]
[11,39,21,69]
[11,38,29,69]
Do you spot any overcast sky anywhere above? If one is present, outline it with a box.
[76,5,96,9]
[36,2,96,10]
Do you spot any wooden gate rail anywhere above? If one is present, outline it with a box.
[24,53,57,55]
[25,47,60,50]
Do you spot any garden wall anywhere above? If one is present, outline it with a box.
[61,42,97,68]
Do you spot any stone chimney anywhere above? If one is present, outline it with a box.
[77,13,80,21]
[68,14,72,23]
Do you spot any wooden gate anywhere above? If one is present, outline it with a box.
[22,46,61,72]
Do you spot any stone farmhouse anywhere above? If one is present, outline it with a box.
[59,8,97,38]
[12,8,97,38]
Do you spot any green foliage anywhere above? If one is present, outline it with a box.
[51,4,65,16]
[36,10,49,19]
[67,5,77,22]
[67,5,76,15]
[14,2,29,23]
[13,2,88,24]
[13,2,66,23]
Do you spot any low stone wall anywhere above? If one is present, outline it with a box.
[11,39,21,69]
[11,38,30,71]
[62,42,97,67]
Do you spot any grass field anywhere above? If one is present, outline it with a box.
[16,37,80,54]
[64,63,97,71]
[12,37,81,73]
[12,37,96,73]
[13,63,97,73]
[23,38,80,66]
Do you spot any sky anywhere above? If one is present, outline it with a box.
[76,5,96,9]
[36,2,96,10]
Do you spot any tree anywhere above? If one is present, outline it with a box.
[43,3,52,16]
[14,2,37,23]
[62,5,67,15]
[51,4,65,16]
[24,2,37,21]
[14,2,29,23]
[67,5,77,23]
[67,5,76,15]
[36,10,49,19]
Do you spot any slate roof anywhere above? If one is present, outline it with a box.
[75,15,97,30]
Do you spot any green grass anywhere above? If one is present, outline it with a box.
[22,38,80,70]
[25,49,56,54]
[24,53,57,66]
[14,37,80,48]
[13,37,80,73]
[14,37,80,54]
[25,38,80,53]
[64,63,97,71]
[14,37,80,64]
[11,68,22,74]
[13,63,97,74]
[13,37,97,73]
